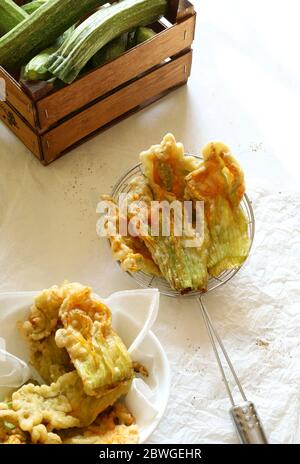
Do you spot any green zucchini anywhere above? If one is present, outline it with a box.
[127,30,137,49]
[0,0,28,35]
[22,0,49,15]
[93,26,156,69]
[47,0,167,84]
[0,0,107,70]
[92,35,127,68]
[23,46,57,80]
[23,26,75,81]
[127,26,156,48]
[136,26,156,44]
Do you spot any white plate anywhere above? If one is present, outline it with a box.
[0,289,170,444]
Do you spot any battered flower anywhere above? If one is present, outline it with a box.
[20,282,85,342]
[102,195,161,276]
[140,133,200,201]
[106,135,250,291]
[55,287,134,397]
[1,283,139,445]
[28,334,73,384]
[186,142,250,276]
[61,403,138,444]
[124,176,209,293]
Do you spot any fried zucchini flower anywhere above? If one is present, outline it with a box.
[61,402,139,444]
[28,334,73,384]
[109,233,161,276]
[55,287,134,397]
[140,133,200,201]
[105,135,250,292]
[102,195,161,276]
[19,282,83,383]
[0,371,131,440]
[2,284,138,444]
[126,176,209,293]
[20,282,85,342]
[186,142,250,276]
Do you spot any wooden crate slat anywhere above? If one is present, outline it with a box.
[0,101,41,159]
[0,68,36,127]
[42,83,186,163]
[177,1,195,21]
[0,1,196,164]
[167,0,195,22]
[36,14,196,130]
[41,51,192,164]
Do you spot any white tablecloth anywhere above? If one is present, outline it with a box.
[1,0,300,444]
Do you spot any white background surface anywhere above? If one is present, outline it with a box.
[0,0,300,444]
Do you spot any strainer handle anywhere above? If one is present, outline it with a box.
[198,297,268,444]
[230,401,268,444]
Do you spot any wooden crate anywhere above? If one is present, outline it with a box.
[0,0,196,164]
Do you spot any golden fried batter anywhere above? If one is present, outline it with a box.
[0,371,132,442]
[3,434,26,444]
[186,142,249,276]
[133,361,149,378]
[102,195,161,276]
[19,283,85,383]
[55,288,134,397]
[140,133,200,201]
[186,142,245,206]
[29,334,73,384]
[0,406,62,444]
[123,176,209,293]
[11,374,80,432]
[109,234,161,276]
[63,424,139,444]
[0,417,27,444]
[1,284,138,445]
[20,282,85,342]
[31,425,62,444]
[61,403,139,444]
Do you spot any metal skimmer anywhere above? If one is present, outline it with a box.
[111,159,268,444]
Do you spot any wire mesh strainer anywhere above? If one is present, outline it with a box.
[110,157,268,444]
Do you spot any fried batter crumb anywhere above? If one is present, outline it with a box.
[133,361,149,378]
